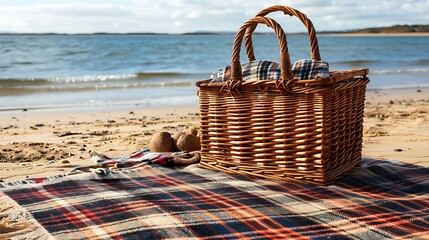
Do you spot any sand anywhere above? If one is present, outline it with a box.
[1,89,428,182]
[363,89,429,166]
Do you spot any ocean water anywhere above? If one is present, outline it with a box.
[0,34,428,112]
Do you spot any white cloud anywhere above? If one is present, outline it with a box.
[0,0,428,33]
[0,3,132,33]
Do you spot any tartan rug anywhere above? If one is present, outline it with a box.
[1,157,428,239]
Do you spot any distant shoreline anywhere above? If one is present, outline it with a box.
[2,24,429,36]
[1,32,429,37]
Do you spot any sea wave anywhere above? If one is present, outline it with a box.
[135,72,189,78]
[367,84,429,91]
[0,78,50,86]
[334,60,379,66]
[51,72,190,83]
[371,68,429,74]
[414,59,429,65]
[335,59,429,67]
[0,79,197,96]
[0,72,192,86]
[59,50,92,56]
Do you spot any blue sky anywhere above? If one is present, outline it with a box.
[0,0,428,33]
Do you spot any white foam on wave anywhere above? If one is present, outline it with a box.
[50,74,138,83]
[371,69,429,74]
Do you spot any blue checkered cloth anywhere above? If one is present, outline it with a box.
[292,59,330,80]
[210,59,329,82]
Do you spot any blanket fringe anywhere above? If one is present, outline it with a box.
[0,196,54,240]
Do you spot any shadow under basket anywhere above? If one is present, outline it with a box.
[197,69,370,185]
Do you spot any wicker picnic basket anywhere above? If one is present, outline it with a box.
[196,6,370,185]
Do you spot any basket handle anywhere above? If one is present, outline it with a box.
[244,5,321,61]
[231,16,292,82]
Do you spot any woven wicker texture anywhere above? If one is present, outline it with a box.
[197,7,369,185]
[245,5,320,62]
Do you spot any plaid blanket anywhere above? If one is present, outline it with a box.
[210,60,281,83]
[210,59,329,82]
[0,149,198,187]
[1,157,428,239]
[292,59,330,79]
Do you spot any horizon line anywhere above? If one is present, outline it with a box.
[1,23,428,35]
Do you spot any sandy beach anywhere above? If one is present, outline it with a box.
[0,89,428,182]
